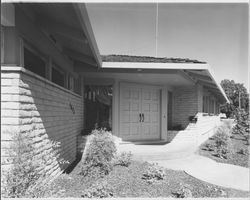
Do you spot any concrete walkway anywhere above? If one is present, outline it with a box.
[153,155,249,191]
[117,127,249,191]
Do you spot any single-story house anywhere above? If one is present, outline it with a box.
[1,3,229,176]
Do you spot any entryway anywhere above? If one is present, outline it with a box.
[119,83,161,141]
[84,85,113,133]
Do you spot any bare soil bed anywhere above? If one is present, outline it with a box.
[45,160,250,198]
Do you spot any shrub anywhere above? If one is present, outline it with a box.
[81,180,114,198]
[213,126,232,159]
[80,129,117,177]
[238,148,248,155]
[172,184,192,198]
[233,109,250,145]
[113,152,132,167]
[1,130,67,198]
[142,163,165,184]
[204,143,214,151]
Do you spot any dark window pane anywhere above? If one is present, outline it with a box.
[1,26,4,63]
[24,47,46,78]
[52,67,64,87]
[74,77,81,95]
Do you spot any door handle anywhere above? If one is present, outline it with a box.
[142,113,144,122]
[139,113,142,122]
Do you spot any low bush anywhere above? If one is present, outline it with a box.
[213,125,232,159]
[237,148,248,155]
[142,163,165,184]
[80,129,117,177]
[1,130,67,198]
[81,180,114,198]
[204,143,214,151]
[113,152,132,167]
[172,184,192,198]
[233,109,250,145]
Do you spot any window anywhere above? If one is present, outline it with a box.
[204,96,209,113]
[202,96,205,112]
[67,74,81,95]
[1,26,4,63]
[68,74,74,91]
[52,65,65,87]
[24,46,46,78]
[74,77,81,95]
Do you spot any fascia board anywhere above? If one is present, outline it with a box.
[102,62,209,70]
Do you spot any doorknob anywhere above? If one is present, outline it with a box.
[142,113,144,122]
[139,113,142,122]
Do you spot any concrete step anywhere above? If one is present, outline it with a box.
[120,140,168,145]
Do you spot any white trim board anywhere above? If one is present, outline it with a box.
[102,62,210,70]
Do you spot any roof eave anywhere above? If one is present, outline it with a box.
[205,65,230,103]
[102,61,229,103]
[73,3,102,68]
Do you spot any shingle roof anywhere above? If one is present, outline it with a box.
[101,55,206,64]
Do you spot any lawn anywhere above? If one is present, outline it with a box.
[45,160,250,198]
[198,131,249,168]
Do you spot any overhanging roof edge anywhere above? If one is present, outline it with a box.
[205,65,229,103]
[73,3,102,68]
[102,61,229,103]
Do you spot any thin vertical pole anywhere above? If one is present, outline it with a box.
[155,3,158,57]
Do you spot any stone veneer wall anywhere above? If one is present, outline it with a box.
[1,67,84,176]
[172,85,199,129]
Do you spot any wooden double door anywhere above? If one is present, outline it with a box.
[119,83,161,141]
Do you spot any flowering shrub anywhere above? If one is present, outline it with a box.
[142,163,166,184]
[233,109,250,145]
[238,148,248,155]
[80,129,117,177]
[113,151,132,167]
[172,184,193,198]
[205,143,214,151]
[213,125,232,159]
[1,130,67,198]
[81,180,114,198]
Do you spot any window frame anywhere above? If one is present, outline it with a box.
[20,38,80,95]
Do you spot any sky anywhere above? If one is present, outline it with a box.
[86,3,249,90]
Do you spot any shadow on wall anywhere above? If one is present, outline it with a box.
[16,71,84,175]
